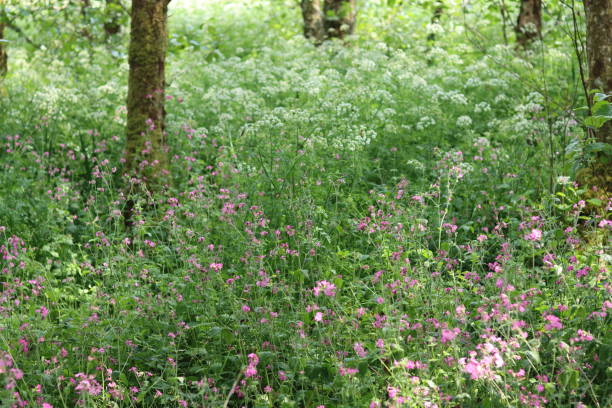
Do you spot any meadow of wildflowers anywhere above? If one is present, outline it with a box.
[0,1,610,407]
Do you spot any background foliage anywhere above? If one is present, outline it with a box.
[0,1,609,407]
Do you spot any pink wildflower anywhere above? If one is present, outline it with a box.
[35,306,49,319]
[245,353,259,378]
[338,365,358,376]
[353,342,367,358]
[313,280,336,297]
[570,329,594,343]
[244,365,257,378]
[524,229,542,242]
[441,328,460,343]
[543,314,563,331]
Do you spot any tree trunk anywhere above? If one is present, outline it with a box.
[583,0,612,192]
[126,0,171,187]
[323,0,356,40]
[301,0,325,44]
[427,1,444,42]
[585,0,612,106]
[80,0,91,16]
[104,0,122,36]
[515,0,542,47]
[0,23,7,77]
[79,0,94,40]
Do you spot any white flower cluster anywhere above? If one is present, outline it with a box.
[328,125,378,152]
[456,115,473,128]
[474,102,491,113]
[416,116,436,131]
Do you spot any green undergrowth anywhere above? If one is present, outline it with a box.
[0,1,609,407]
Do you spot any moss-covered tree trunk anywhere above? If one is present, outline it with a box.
[583,0,611,192]
[104,0,122,36]
[126,0,171,187]
[301,0,325,44]
[323,0,356,40]
[79,0,94,40]
[80,0,91,16]
[427,1,444,42]
[0,23,7,77]
[515,0,542,47]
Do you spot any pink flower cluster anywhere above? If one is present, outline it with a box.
[440,328,461,343]
[543,314,563,331]
[393,359,426,370]
[244,353,259,378]
[459,342,505,380]
[73,373,102,396]
[353,342,367,358]
[313,280,336,297]
[338,365,358,376]
[570,329,593,343]
[0,351,24,390]
[524,229,542,242]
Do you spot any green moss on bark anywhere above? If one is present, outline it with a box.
[301,0,325,44]
[104,0,122,36]
[515,0,542,47]
[126,0,171,187]
[0,23,7,77]
[323,0,356,40]
[583,0,611,193]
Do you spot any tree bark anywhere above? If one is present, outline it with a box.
[79,0,94,40]
[0,23,7,77]
[80,0,91,16]
[104,0,122,36]
[323,0,356,40]
[427,1,444,42]
[301,0,325,44]
[515,0,542,47]
[583,0,611,192]
[126,0,171,187]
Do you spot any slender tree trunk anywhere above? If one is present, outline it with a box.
[498,0,509,45]
[126,0,171,187]
[323,0,356,40]
[301,0,325,44]
[515,0,542,47]
[427,1,444,42]
[80,0,91,16]
[104,0,122,36]
[0,23,7,77]
[583,0,611,192]
[79,0,94,40]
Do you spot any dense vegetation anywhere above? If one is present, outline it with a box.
[0,1,610,407]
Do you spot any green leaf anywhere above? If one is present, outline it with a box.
[593,92,609,102]
[420,249,433,259]
[584,116,608,129]
[587,198,602,207]
[526,350,540,364]
[584,142,612,154]
[592,100,612,118]
[561,369,579,389]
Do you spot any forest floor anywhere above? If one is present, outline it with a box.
[0,1,610,407]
